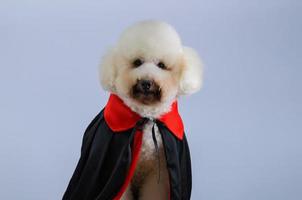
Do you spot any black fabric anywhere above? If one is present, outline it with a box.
[157,121,192,200]
[63,111,192,200]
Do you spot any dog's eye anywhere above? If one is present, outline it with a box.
[133,59,143,67]
[157,62,167,70]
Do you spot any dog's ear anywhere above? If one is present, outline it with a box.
[178,46,203,95]
[99,47,117,92]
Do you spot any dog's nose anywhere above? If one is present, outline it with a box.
[138,80,153,92]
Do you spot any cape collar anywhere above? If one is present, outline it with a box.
[104,94,184,140]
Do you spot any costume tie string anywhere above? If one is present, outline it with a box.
[151,121,161,183]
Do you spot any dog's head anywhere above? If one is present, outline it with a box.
[99,21,203,118]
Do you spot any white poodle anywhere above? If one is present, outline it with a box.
[99,20,202,200]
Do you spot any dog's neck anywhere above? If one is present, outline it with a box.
[115,94,176,119]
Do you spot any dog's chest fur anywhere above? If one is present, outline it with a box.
[137,121,163,171]
[130,121,168,199]
[132,121,163,182]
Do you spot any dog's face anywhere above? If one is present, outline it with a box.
[117,56,180,106]
[100,21,203,117]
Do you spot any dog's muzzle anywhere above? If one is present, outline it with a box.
[131,79,161,104]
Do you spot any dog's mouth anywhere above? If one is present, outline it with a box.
[131,79,161,105]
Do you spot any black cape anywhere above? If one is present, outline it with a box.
[63,97,192,200]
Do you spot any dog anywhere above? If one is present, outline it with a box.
[100,20,202,200]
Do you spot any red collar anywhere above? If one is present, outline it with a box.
[104,94,184,140]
